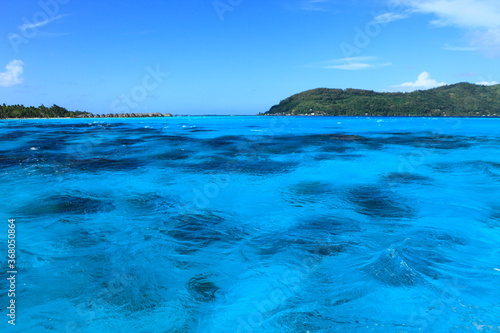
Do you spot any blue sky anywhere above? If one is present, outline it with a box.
[0,0,499,115]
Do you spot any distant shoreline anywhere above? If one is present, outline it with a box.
[2,115,500,120]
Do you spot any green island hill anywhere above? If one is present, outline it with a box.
[260,83,500,117]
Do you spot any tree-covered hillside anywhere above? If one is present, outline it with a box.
[0,104,92,119]
[262,83,500,117]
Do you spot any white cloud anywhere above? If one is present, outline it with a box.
[299,0,333,11]
[442,43,477,51]
[391,0,500,56]
[19,14,66,32]
[469,28,500,57]
[311,56,392,70]
[476,80,499,86]
[0,60,24,87]
[327,63,373,70]
[391,72,447,91]
[373,12,408,23]
[326,62,392,70]
[336,56,375,62]
[393,0,500,28]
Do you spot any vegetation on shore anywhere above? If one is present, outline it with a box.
[0,104,92,119]
[262,83,500,117]
[0,104,173,119]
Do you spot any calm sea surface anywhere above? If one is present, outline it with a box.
[0,116,499,332]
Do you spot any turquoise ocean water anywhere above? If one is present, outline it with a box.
[0,116,499,332]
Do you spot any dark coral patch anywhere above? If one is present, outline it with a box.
[312,153,337,161]
[165,212,246,252]
[252,232,346,257]
[284,181,337,206]
[377,133,473,150]
[22,194,115,215]
[429,160,500,178]
[346,185,416,219]
[66,230,108,248]
[182,156,298,175]
[0,156,22,168]
[0,150,53,169]
[141,134,196,145]
[27,138,68,151]
[155,150,193,161]
[298,215,361,235]
[202,137,239,149]
[112,138,145,146]
[33,122,126,129]
[68,158,144,171]
[483,206,500,229]
[289,181,334,196]
[187,275,219,302]
[166,212,227,246]
[126,192,176,212]
[382,172,433,185]
[0,131,31,140]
